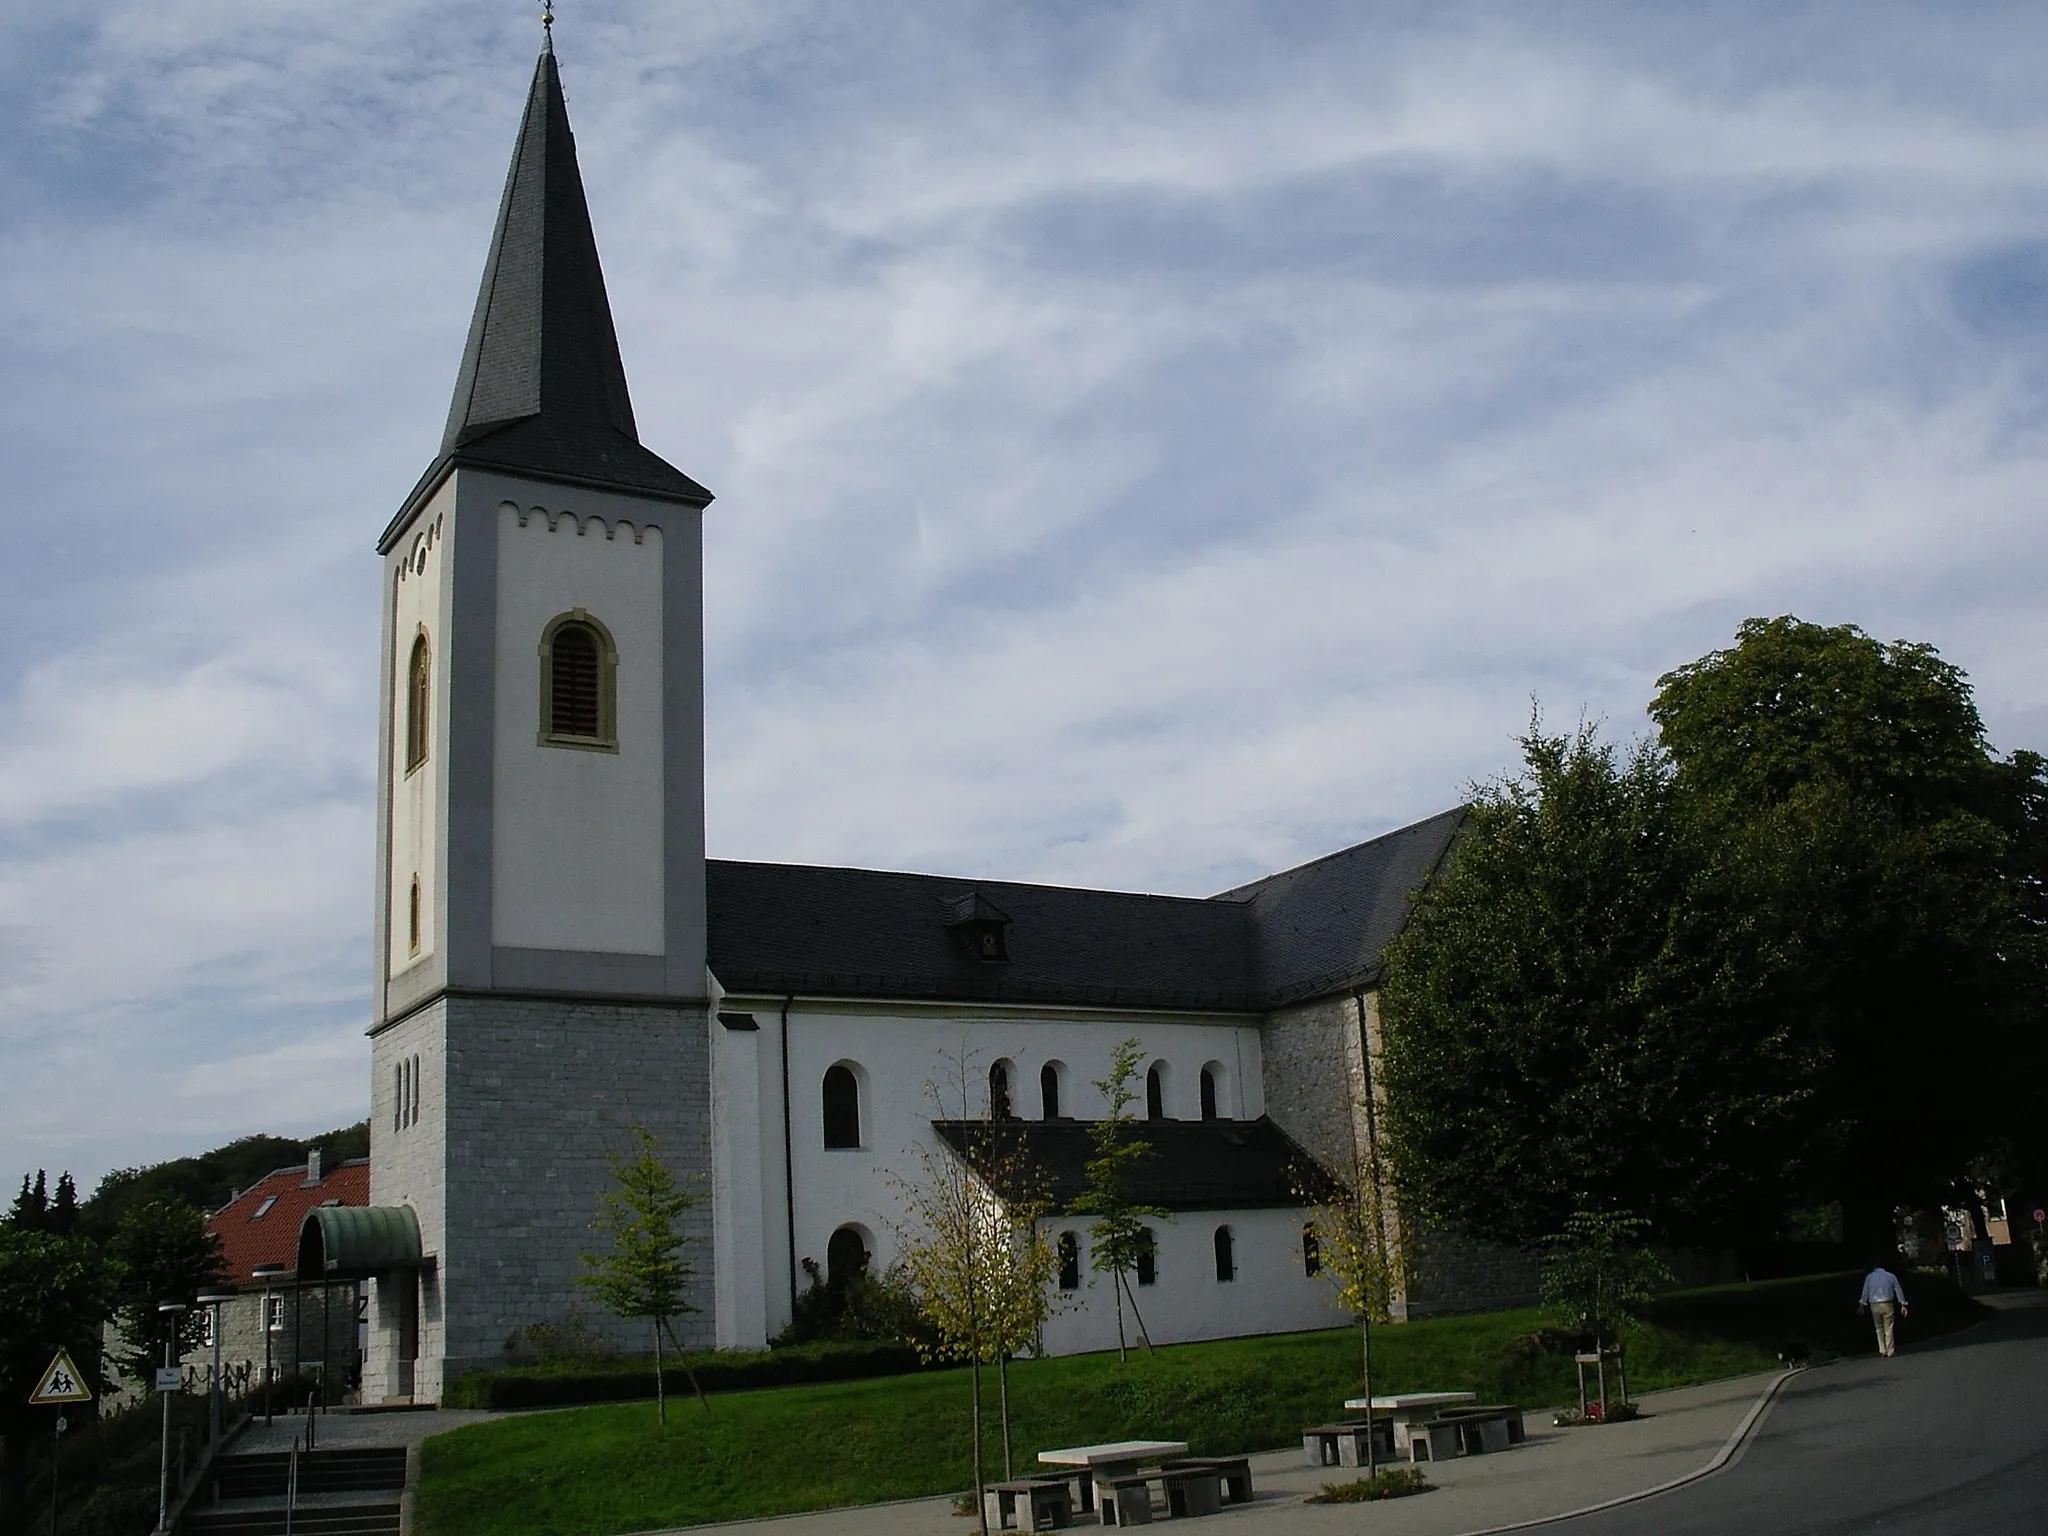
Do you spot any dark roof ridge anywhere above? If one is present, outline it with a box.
[1210,804,1469,903]
[706,855,1241,909]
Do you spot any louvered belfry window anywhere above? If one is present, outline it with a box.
[551,623,602,737]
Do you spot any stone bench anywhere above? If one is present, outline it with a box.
[1302,1420,1396,1468]
[983,1477,1075,1531]
[1162,1456,1253,1505]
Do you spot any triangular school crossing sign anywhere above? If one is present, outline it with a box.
[29,1349,92,1405]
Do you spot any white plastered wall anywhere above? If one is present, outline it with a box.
[720,1000,1318,1352]
[491,498,665,956]
[385,492,453,979]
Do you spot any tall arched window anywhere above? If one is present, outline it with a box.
[1214,1225,1236,1283]
[1136,1227,1157,1287]
[827,1225,870,1284]
[1057,1232,1081,1291]
[1199,1067,1220,1121]
[405,633,430,772]
[408,876,422,956]
[989,1060,1013,1120]
[1040,1062,1064,1120]
[539,611,618,749]
[1146,1065,1165,1121]
[822,1064,862,1149]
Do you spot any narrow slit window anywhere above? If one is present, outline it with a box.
[1136,1227,1157,1287]
[1146,1066,1165,1121]
[1199,1068,1219,1121]
[1058,1232,1081,1291]
[823,1064,862,1149]
[1214,1225,1236,1283]
[408,876,421,956]
[989,1061,1012,1120]
[1040,1063,1062,1121]
[1303,1224,1322,1277]
[405,633,430,771]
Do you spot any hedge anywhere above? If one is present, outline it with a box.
[442,1339,929,1410]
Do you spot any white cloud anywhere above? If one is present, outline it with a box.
[4,1,2047,1189]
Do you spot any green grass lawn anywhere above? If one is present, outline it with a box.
[415,1271,1987,1536]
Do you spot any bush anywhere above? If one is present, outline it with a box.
[1308,1468,1433,1502]
[443,1338,930,1410]
[772,1259,931,1347]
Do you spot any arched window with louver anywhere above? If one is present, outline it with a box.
[539,611,618,749]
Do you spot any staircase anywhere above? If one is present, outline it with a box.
[184,1447,406,1536]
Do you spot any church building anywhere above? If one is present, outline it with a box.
[328,40,1516,1407]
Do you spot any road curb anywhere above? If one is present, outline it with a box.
[1443,1368,1801,1536]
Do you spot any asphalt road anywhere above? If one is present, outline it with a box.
[1545,1290,2048,1536]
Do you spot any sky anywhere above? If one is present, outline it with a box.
[3,2,2045,1194]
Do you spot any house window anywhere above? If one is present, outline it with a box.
[265,1296,284,1332]
[199,1308,217,1348]
[538,611,618,749]
[395,1055,422,1130]
[1213,1225,1236,1283]
[408,876,421,956]
[1199,1067,1219,1122]
[1303,1224,1322,1277]
[1039,1062,1063,1121]
[1057,1232,1081,1291]
[1136,1227,1157,1287]
[822,1064,862,1149]
[827,1225,870,1284]
[251,1196,278,1221]
[405,633,430,772]
[989,1061,1013,1120]
[1146,1065,1165,1121]
[393,1062,404,1132]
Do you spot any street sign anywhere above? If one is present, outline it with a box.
[154,1367,183,1392]
[28,1350,91,1405]
[2034,1208,2045,1224]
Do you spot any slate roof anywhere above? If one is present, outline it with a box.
[382,48,708,553]
[206,1159,370,1287]
[1216,805,1468,1005]
[706,806,1465,1013]
[930,1117,1336,1211]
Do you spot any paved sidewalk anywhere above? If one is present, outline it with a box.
[234,1405,495,1454]
[655,1370,1781,1536]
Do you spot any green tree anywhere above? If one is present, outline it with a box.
[1379,721,1820,1250]
[0,1218,112,1533]
[1650,617,2047,1251]
[1538,1210,1673,1405]
[107,1198,229,1385]
[575,1126,707,1425]
[1294,1130,1404,1474]
[1073,1039,1166,1363]
[894,1056,1059,1526]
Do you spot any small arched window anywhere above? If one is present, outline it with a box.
[1199,1067,1220,1121]
[1057,1232,1081,1291]
[405,633,431,772]
[989,1061,1013,1120]
[408,876,422,956]
[1214,1225,1236,1282]
[822,1064,862,1149]
[827,1225,870,1284]
[1146,1066,1165,1121]
[1136,1227,1157,1287]
[1303,1224,1322,1277]
[1040,1062,1063,1121]
[539,611,618,750]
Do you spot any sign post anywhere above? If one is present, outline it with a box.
[30,1349,93,1536]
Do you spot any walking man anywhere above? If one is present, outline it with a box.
[1860,1262,1909,1357]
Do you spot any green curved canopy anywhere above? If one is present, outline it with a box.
[296,1204,424,1280]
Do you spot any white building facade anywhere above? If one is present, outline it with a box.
[351,41,1507,1406]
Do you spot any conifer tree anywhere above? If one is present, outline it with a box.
[577,1126,707,1425]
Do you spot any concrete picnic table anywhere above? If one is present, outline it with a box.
[1341,1390,1477,1448]
[1037,1439,1190,1514]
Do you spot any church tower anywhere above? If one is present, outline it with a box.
[363,40,714,1402]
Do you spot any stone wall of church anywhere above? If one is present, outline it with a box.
[1403,1226,1543,1317]
[1258,991,1370,1173]
[432,995,714,1394]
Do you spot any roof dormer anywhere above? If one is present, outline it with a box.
[945,890,1012,963]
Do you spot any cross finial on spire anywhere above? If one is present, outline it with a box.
[540,2,555,55]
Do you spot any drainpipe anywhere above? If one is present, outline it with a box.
[780,995,799,1320]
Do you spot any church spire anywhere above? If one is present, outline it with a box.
[429,45,709,511]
